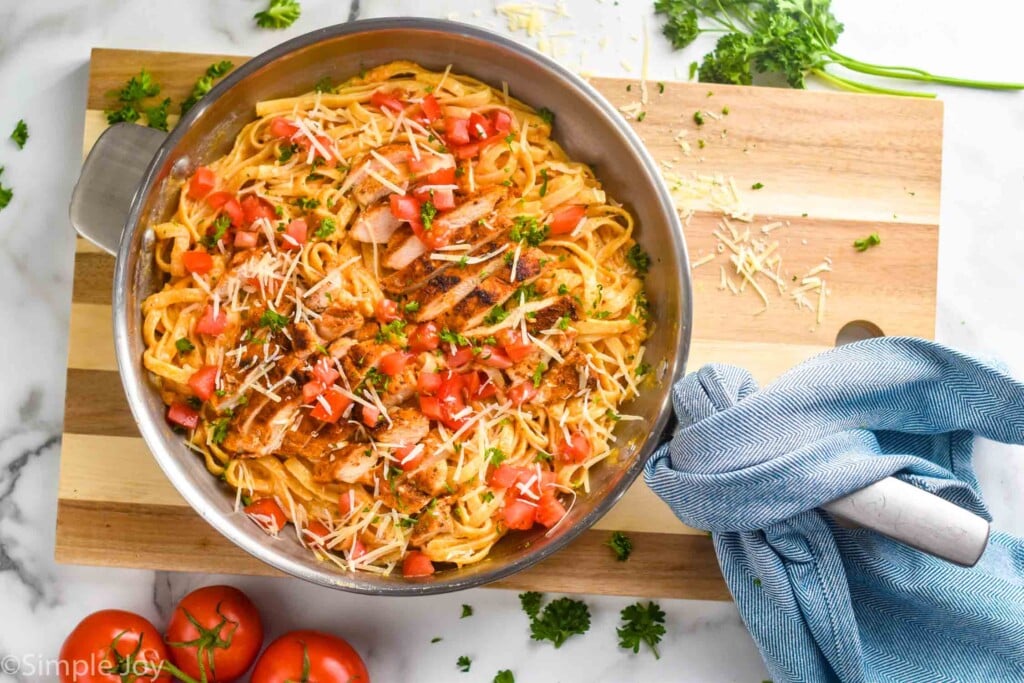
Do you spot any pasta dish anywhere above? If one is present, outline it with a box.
[142,61,651,577]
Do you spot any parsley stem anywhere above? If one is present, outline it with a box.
[831,54,1024,91]
[812,68,936,99]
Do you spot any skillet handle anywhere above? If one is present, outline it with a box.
[654,419,990,566]
[69,123,167,255]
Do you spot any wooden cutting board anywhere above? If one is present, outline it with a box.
[56,48,942,600]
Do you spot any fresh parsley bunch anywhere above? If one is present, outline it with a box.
[519,592,591,648]
[655,0,1023,97]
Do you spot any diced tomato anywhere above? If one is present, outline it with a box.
[497,329,535,363]
[418,395,444,422]
[407,154,436,175]
[417,371,443,394]
[313,358,339,385]
[503,499,537,530]
[489,464,524,489]
[425,166,456,185]
[362,404,380,428]
[395,443,424,472]
[269,117,299,138]
[462,371,496,400]
[408,322,441,352]
[380,351,414,377]
[371,89,406,113]
[446,346,475,369]
[549,205,587,235]
[445,117,471,146]
[474,374,497,399]
[310,388,352,423]
[390,194,421,222]
[337,490,356,516]
[234,231,258,249]
[409,218,452,250]
[302,520,332,548]
[181,250,213,275]
[430,188,456,211]
[349,539,367,560]
[281,219,307,250]
[167,402,199,430]
[206,191,231,208]
[478,345,513,369]
[302,380,325,403]
[508,381,538,407]
[559,430,592,464]
[402,551,435,577]
[241,195,276,224]
[375,298,402,324]
[421,93,442,122]
[469,112,494,140]
[536,494,567,528]
[222,198,244,227]
[452,142,481,160]
[188,167,216,200]
[312,135,337,166]
[187,365,219,401]
[195,306,227,336]
[492,110,513,134]
[245,498,288,534]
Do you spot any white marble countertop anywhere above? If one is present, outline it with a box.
[1,0,1022,681]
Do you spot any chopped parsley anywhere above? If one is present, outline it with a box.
[258,309,290,332]
[294,197,320,210]
[536,107,555,125]
[722,105,730,115]
[751,182,764,190]
[314,216,336,239]
[461,604,473,618]
[534,450,553,463]
[481,491,495,503]
[605,409,622,422]
[10,120,28,149]
[0,167,10,211]
[439,328,470,347]
[375,319,407,343]
[606,531,633,561]
[504,132,516,150]
[617,601,666,659]
[175,337,195,354]
[201,215,230,247]
[457,655,471,672]
[636,111,647,122]
[254,0,301,28]
[657,81,666,94]
[362,367,390,392]
[181,60,234,115]
[693,110,705,126]
[512,282,540,303]
[430,636,443,644]
[591,310,612,320]
[208,418,231,445]
[854,232,881,252]
[494,671,514,683]
[531,363,546,388]
[144,98,171,131]
[397,514,417,529]
[483,306,508,326]
[636,362,652,377]
[314,76,335,93]
[278,143,298,163]
[509,215,548,247]
[698,138,706,149]
[485,447,506,466]
[626,244,651,276]
[403,300,421,313]
[538,168,549,197]
[106,69,161,125]
[556,315,571,331]
[557,284,569,296]
[420,200,438,231]
[518,592,591,649]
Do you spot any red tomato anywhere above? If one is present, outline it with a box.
[549,204,587,235]
[425,166,456,185]
[559,430,592,463]
[310,388,352,423]
[479,345,513,369]
[362,404,380,428]
[250,630,369,683]
[497,329,535,362]
[452,142,481,160]
[167,402,200,430]
[409,218,451,250]
[508,381,538,407]
[166,585,263,683]
[421,93,442,122]
[244,498,288,535]
[468,112,494,140]
[280,219,307,250]
[207,193,244,227]
[269,117,298,139]
[536,494,568,528]
[418,395,444,422]
[407,154,436,175]
[313,358,339,386]
[182,250,214,275]
[302,521,332,548]
[188,167,216,200]
[492,110,513,134]
[503,499,537,530]
[489,464,524,488]
[371,89,405,113]
[206,191,232,209]
[417,371,443,394]
[59,610,171,683]
[473,373,497,399]
[389,194,421,222]
[337,490,356,516]
[302,380,325,403]
[402,551,435,577]
[375,298,402,324]
[446,346,475,369]
[379,351,413,377]
[241,195,275,224]
[349,539,367,560]
[395,443,424,471]
[408,322,440,352]
[430,188,456,210]
[234,231,258,249]
[187,365,219,401]
[195,306,227,336]
[444,117,471,146]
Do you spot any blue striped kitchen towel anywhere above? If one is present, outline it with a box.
[645,337,1024,682]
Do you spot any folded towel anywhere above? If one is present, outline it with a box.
[645,337,1024,683]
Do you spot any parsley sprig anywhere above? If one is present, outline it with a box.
[617,601,667,659]
[181,60,234,115]
[10,120,28,149]
[254,0,301,29]
[105,69,161,126]
[606,531,633,561]
[518,592,591,648]
[853,232,881,252]
[0,167,12,212]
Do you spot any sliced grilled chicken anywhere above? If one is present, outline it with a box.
[536,349,593,403]
[434,187,505,232]
[531,296,579,331]
[382,228,428,271]
[351,203,402,244]
[314,443,380,484]
[378,477,433,514]
[345,144,414,206]
[408,455,449,497]
[222,384,302,457]
[340,340,395,388]
[304,269,342,312]
[314,304,364,342]
[410,499,454,546]
[373,407,429,445]
[382,365,419,407]
[278,416,352,461]
[406,152,455,179]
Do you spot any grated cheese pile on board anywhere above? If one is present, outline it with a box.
[496,2,574,58]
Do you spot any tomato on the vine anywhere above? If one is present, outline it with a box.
[250,630,370,683]
[165,585,263,682]
[59,610,171,683]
